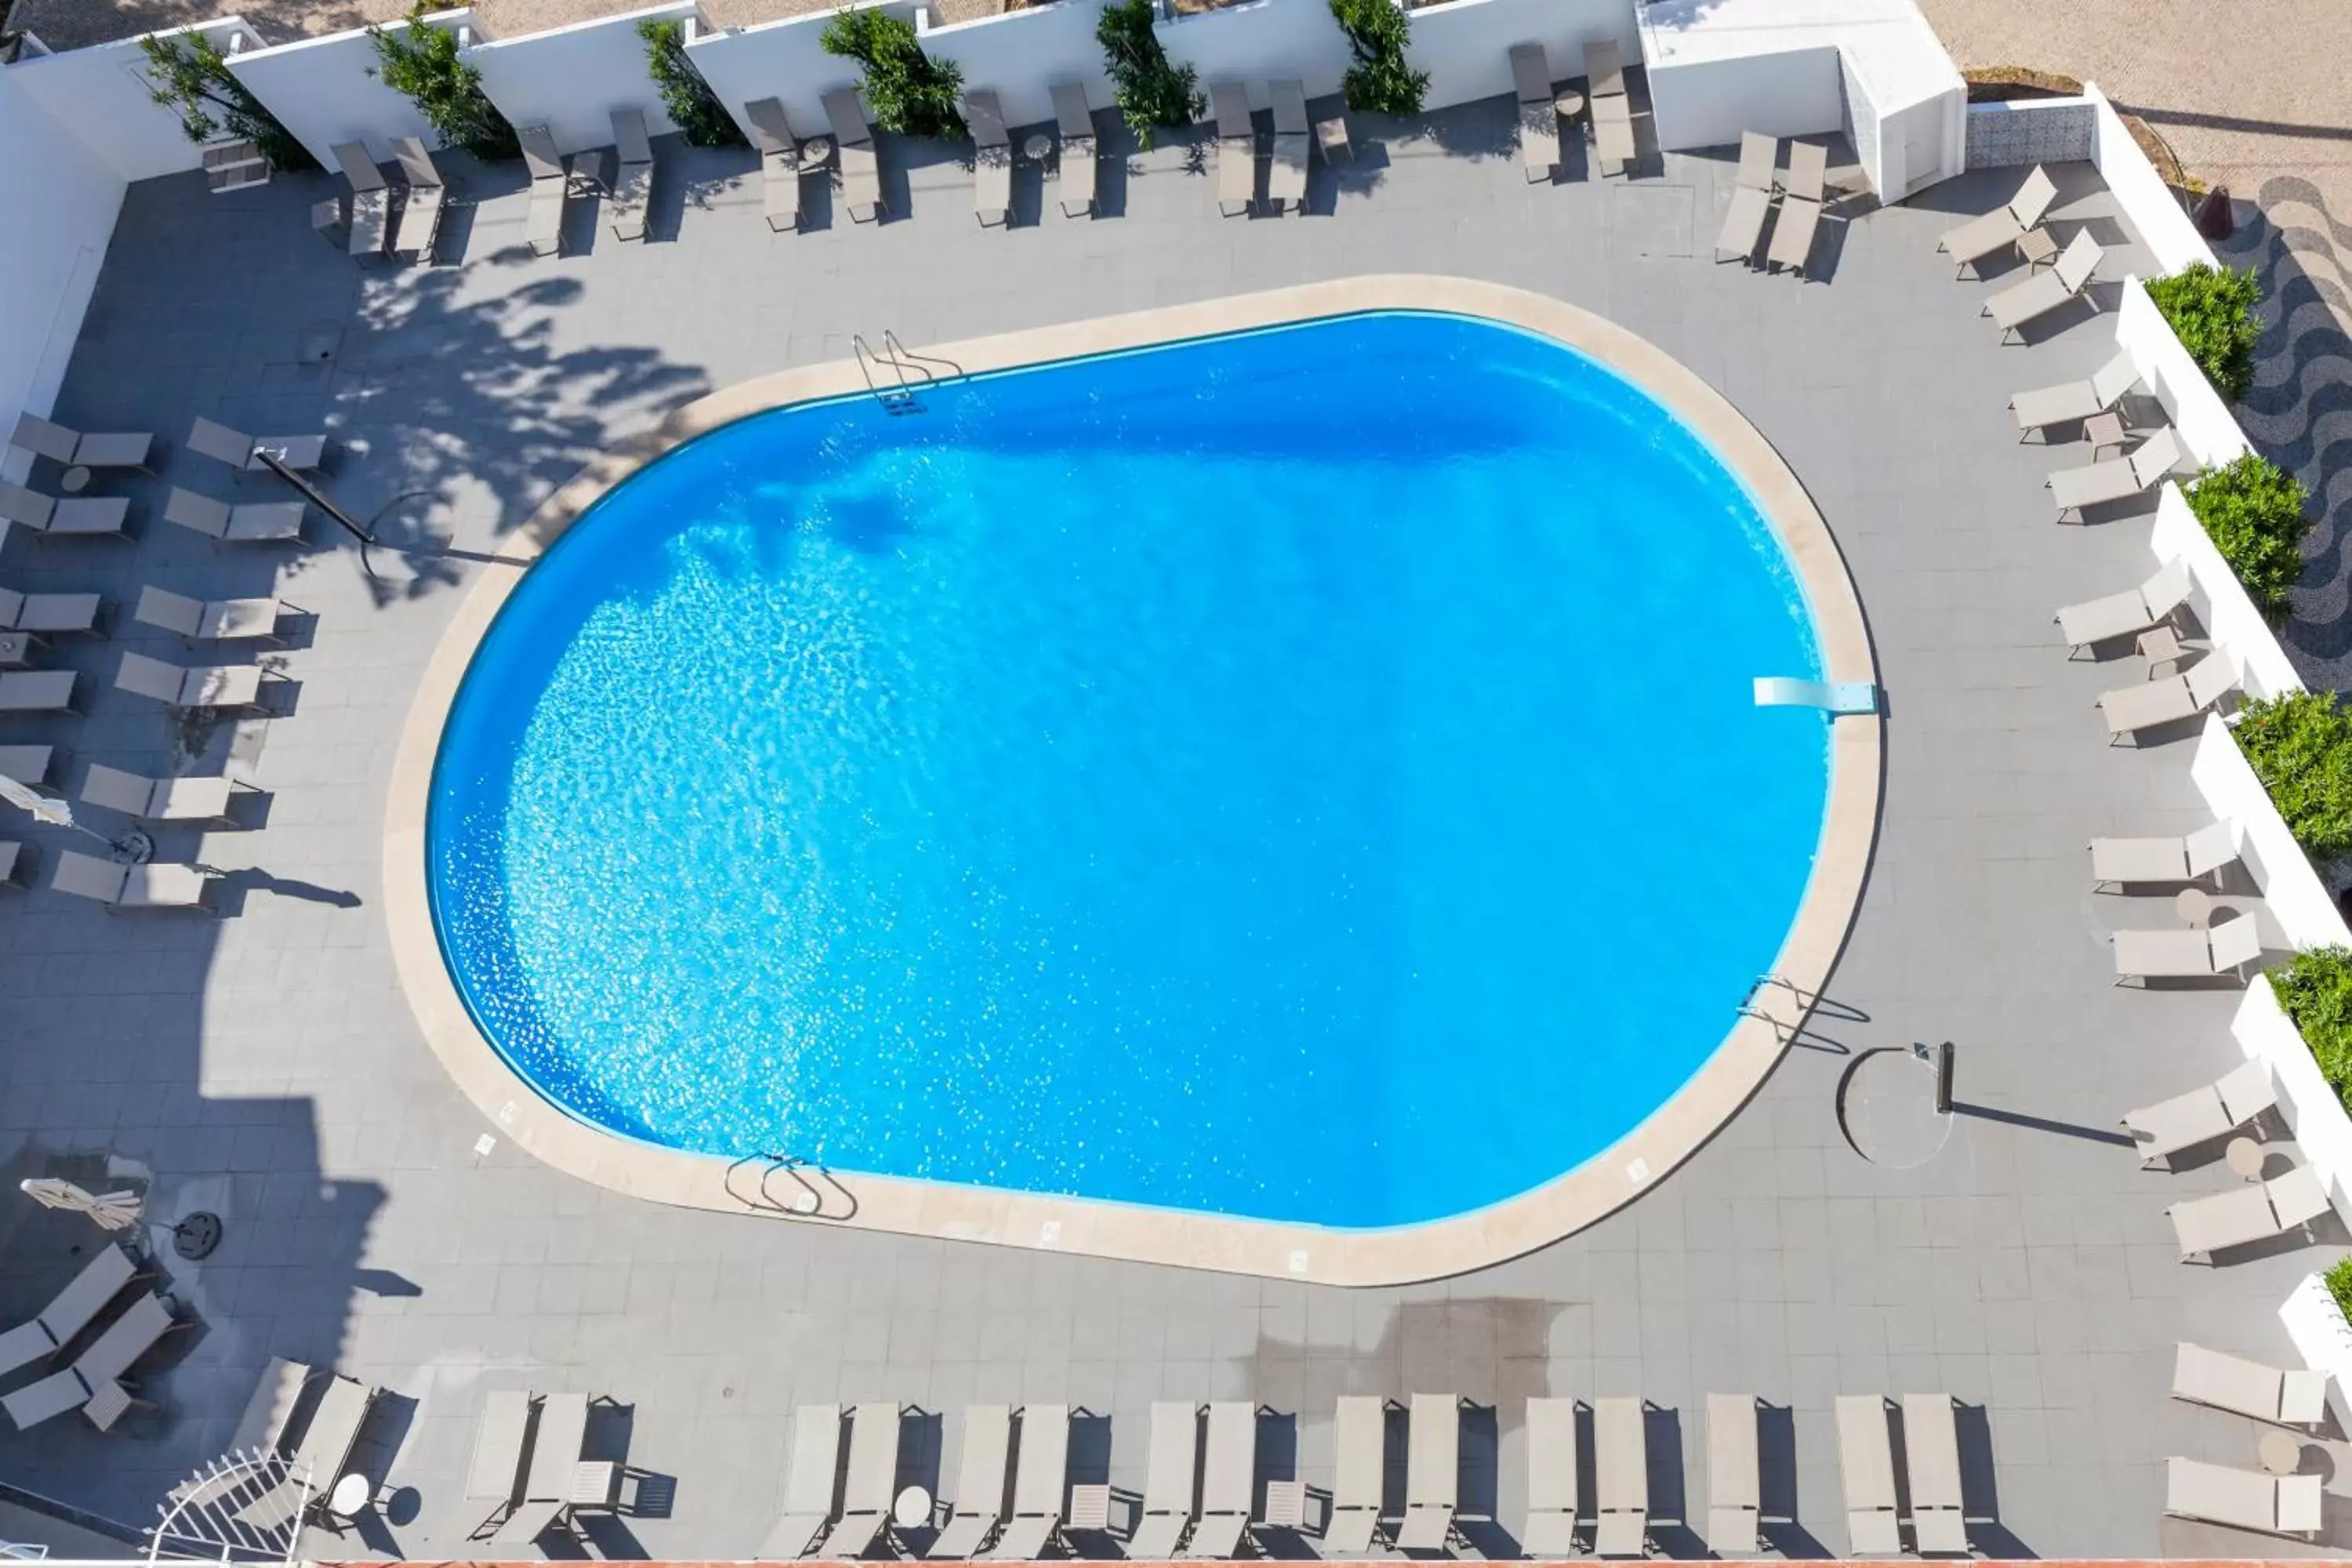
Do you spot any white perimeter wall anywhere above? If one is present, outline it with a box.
[2,19,256,181]
[1646,45,1842,154]
[2088,82,2215,278]
[1154,0,1348,111]
[228,12,466,169]
[920,0,1108,131]
[2150,485,2301,702]
[1409,0,1635,114]
[2117,274,2254,470]
[687,1,909,146]
[466,0,695,154]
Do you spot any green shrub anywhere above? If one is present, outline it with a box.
[2185,452,2310,622]
[2274,948,2352,1112]
[369,2,517,161]
[821,9,964,140]
[1096,0,1202,148]
[140,29,314,172]
[1329,0,1426,115]
[2236,691,2352,862]
[2146,263,2262,404]
[640,20,744,149]
[2328,1254,2352,1321]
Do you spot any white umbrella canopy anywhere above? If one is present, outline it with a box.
[19,1177,142,1231]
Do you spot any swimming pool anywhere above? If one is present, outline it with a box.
[425,307,1835,1232]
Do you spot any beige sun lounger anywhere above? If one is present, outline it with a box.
[0,1244,137,1379]
[234,1372,376,1532]
[465,1390,535,1539]
[186,416,326,473]
[2058,557,2194,652]
[986,1403,1069,1559]
[814,1403,902,1556]
[0,586,102,635]
[2091,818,2237,890]
[2165,1456,2321,1538]
[1706,1394,1759,1555]
[0,746,59,787]
[490,1390,590,1545]
[760,1404,844,1557]
[1901,1395,1967,1556]
[1715,132,1777,263]
[745,99,804,234]
[135,586,298,644]
[2013,347,2141,437]
[1180,1401,1254,1558]
[2050,426,2183,517]
[0,670,78,713]
[9,413,151,470]
[332,140,391,257]
[2125,1059,2276,1167]
[1129,1401,1200,1558]
[608,109,655,241]
[1510,44,1558,181]
[966,89,1012,227]
[8,412,78,465]
[1766,140,1828,275]
[1395,1392,1458,1552]
[1594,1397,1648,1558]
[1835,1396,1901,1556]
[823,89,884,223]
[391,137,446,260]
[0,481,131,539]
[2,1290,179,1430]
[1051,82,1098,217]
[929,1404,1011,1558]
[2173,1342,2328,1426]
[520,123,570,256]
[1327,1396,1388,1554]
[1523,1396,1580,1555]
[116,650,267,712]
[164,486,306,544]
[1987,229,2103,339]
[2114,910,2262,983]
[1211,81,1258,216]
[1585,40,1635,174]
[80,764,239,824]
[51,849,217,911]
[1939,165,2058,274]
[2098,652,2237,742]
[2171,1164,2330,1260]
[1268,78,1309,215]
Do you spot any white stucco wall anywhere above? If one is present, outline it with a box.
[1406,0,1636,114]
[2087,82,2216,278]
[465,0,694,154]
[919,0,1109,132]
[685,2,909,146]
[2,20,258,181]
[1645,42,1843,154]
[2118,274,2255,471]
[227,12,466,169]
[1153,0,1349,111]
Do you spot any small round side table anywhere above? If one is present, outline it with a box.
[801,136,836,170]
[2175,886,2216,927]
[1023,132,1053,162]
[892,1485,931,1531]
[2224,1136,2265,1181]
[328,1472,373,1521]
[2259,1429,2303,1475]
[58,466,91,494]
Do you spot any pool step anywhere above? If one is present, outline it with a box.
[1753,676,1879,716]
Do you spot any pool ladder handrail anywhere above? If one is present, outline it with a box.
[851,331,963,415]
[724,1150,858,1221]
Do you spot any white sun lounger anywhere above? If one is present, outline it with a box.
[1523,1397,1581,1555]
[1268,78,1309,214]
[1327,1396,1388,1555]
[2057,557,2194,652]
[823,89,884,223]
[2114,910,2262,984]
[745,99,804,233]
[0,670,78,713]
[1766,140,1828,275]
[1593,1397,1648,1558]
[985,1403,1069,1559]
[929,1404,1011,1558]
[1706,1394,1759,1556]
[2012,347,2141,437]
[2165,1456,2321,1539]
[2173,1342,2328,1427]
[761,1404,844,1558]
[490,1391,590,1545]
[1715,131,1777,263]
[135,586,299,644]
[0,1244,138,1379]
[1180,1401,1254,1558]
[164,486,306,544]
[2097,652,2238,743]
[815,1403,902,1556]
[2171,1164,2332,1260]
[80,764,239,825]
[52,849,216,912]
[608,109,655,241]
[1051,82,1098,217]
[1128,1401,1200,1558]
[0,586,102,635]
[2125,1060,2277,1167]
[187,416,326,473]
[234,1372,376,1532]
[116,651,267,712]
[966,89,1012,227]
[9,413,152,470]
[391,136,446,260]
[1211,81,1258,216]
[2090,818,2238,890]
[332,141,391,257]
[1938,165,2057,275]
[465,1391,535,1539]
[1901,1395,1968,1556]
[1510,43,1558,182]
[1835,1396,1901,1557]
[0,746,59,787]
[2051,426,2183,517]
[1987,229,2103,340]
[1586,40,1635,174]
[0,481,131,539]
[520,124,570,256]
[3,1290,179,1431]
[1395,1392,1458,1552]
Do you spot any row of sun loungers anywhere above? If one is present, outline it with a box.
[329,138,446,260]
[0,1243,183,1431]
[466,1388,602,1543]
[9,412,153,472]
[2161,1343,2325,1538]
[1713,131,1829,275]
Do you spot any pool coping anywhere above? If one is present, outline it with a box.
[382,274,1882,1287]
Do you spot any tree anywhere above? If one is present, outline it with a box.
[639,19,745,150]
[820,8,965,140]
[1329,0,1425,115]
[1096,0,1202,148]
[140,29,314,172]
[369,2,519,161]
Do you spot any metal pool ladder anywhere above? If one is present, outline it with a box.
[725,1151,857,1221]
[852,331,964,414]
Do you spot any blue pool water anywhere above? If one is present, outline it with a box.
[428,310,1829,1229]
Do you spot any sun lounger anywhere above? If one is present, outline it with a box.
[1523,1396,1581,1555]
[7,412,78,464]
[965,89,1012,227]
[929,1404,1011,1558]
[234,1372,376,1532]
[390,137,446,260]
[2056,557,2193,652]
[520,124,570,256]
[0,481,131,539]
[2165,1456,2321,1538]
[1986,229,2103,340]
[2090,818,2237,890]
[1938,165,2058,275]
[1510,44,1558,181]
[2125,1060,2276,1167]
[1129,1401,1200,1557]
[0,670,78,714]
[2049,426,2182,517]
[186,416,327,473]
[823,89,884,223]
[9,413,151,470]
[466,1391,535,1538]
[1715,131,1777,263]
[987,1403,1069,1559]
[80,764,239,825]
[1051,83,1098,217]
[815,1403,902,1556]
[746,99,803,233]
[0,1244,138,1379]
[609,109,655,241]
[1585,40,1635,175]
[1835,1396,1901,1556]
[0,842,21,888]
[491,1391,590,1545]
[760,1404,844,1557]
[1268,78,1309,214]
[134,586,298,644]
[1593,1397,1648,1558]
[1705,1395,1759,1555]
[1327,1396,1388,1554]
[332,141,391,257]
[2012,347,2140,437]
[0,586,102,635]
[2173,1342,2328,1427]
[1764,140,1828,274]
[4,1290,179,1430]
[1182,1401,1254,1558]
[50,849,217,911]
[116,650,268,713]
[2171,1163,2330,1260]
[1900,1396,1967,1555]
[164,486,305,544]
[1212,81,1258,216]
[1395,1392,1458,1552]
[2097,652,2238,743]
[2114,910,2262,984]
[0,746,58,787]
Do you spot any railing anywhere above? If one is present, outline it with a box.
[851,331,964,414]
[724,1152,858,1221]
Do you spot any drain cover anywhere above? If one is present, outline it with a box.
[1839,1048,1953,1168]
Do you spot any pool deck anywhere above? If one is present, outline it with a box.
[0,96,2341,1558]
